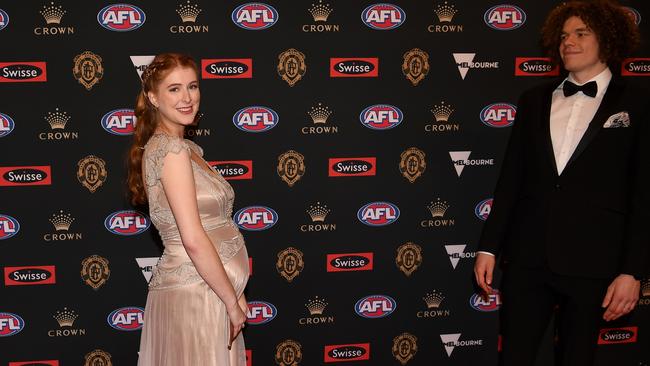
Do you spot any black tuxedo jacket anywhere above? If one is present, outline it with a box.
[479,76,650,279]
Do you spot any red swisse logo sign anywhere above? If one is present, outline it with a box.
[246,350,252,366]
[330,58,379,77]
[621,58,650,76]
[324,343,370,362]
[328,157,376,177]
[0,62,47,82]
[4,265,56,286]
[9,362,59,366]
[0,166,52,186]
[209,160,253,180]
[202,59,253,79]
[327,253,373,272]
[514,57,559,76]
[598,326,638,344]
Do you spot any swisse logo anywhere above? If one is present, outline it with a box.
[0,166,52,186]
[202,59,253,79]
[621,58,650,76]
[0,214,20,240]
[209,160,253,180]
[0,62,47,82]
[469,290,501,312]
[359,104,403,130]
[480,103,516,128]
[329,157,376,177]
[232,3,278,30]
[324,343,370,362]
[598,327,638,344]
[330,58,379,78]
[101,109,136,135]
[361,3,405,30]
[0,112,15,137]
[234,206,278,231]
[9,361,59,366]
[358,202,399,226]
[4,266,56,286]
[484,4,525,30]
[326,253,374,272]
[355,295,396,318]
[475,198,493,220]
[233,106,279,132]
[104,210,150,236]
[107,307,144,331]
[515,57,559,76]
[247,301,277,325]
[98,4,146,32]
[0,312,24,337]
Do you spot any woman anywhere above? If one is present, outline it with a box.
[127,53,249,365]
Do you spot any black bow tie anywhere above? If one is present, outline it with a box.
[563,80,597,97]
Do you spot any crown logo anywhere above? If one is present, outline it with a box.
[53,307,78,327]
[307,103,332,124]
[434,1,458,23]
[642,280,650,297]
[40,2,66,24]
[177,1,202,23]
[305,296,328,315]
[423,291,445,309]
[427,198,450,218]
[308,0,333,22]
[306,202,330,222]
[431,101,454,122]
[50,210,74,231]
[45,108,70,130]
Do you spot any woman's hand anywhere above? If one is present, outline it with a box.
[227,301,246,349]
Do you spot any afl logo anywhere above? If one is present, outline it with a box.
[484,5,526,30]
[475,198,492,221]
[107,307,144,331]
[360,104,403,130]
[104,210,150,236]
[246,301,277,325]
[0,312,24,337]
[0,112,14,137]
[101,109,136,135]
[234,206,278,231]
[480,103,516,128]
[355,295,397,318]
[97,4,146,32]
[362,3,406,30]
[232,3,278,30]
[0,9,9,31]
[0,214,20,240]
[233,106,279,133]
[469,290,501,312]
[357,202,400,226]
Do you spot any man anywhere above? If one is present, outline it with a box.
[474,1,649,365]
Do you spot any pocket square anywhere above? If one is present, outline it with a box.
[603,111,630,128]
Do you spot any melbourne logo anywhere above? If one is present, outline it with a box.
[202,59,253,79]
[428,2,463,33]
[400,147,426,183]
[97,4,146,31]
[357,202,399,226]
[278,48,307,87]
[277,150,306,187]
[135,257,159,283]
[0,166,52,186]
[0,112,14,137]
[0,214,20,240]
[4,265,56,286]
[0,62,47,82]
[359,104,402,130]
[0,313,25,337]
[361,3,405,30]
[453,53,499,80]
[130,55,154,78]
[104,210,150,235]
[73,51,103,90]
[209,160,253,180]
[440,333,484,357]
[515,57,559,76]
[0,9,8,31]
[234,206,278,231]
[480,103,516,128]
[232,3,278,30]
[621,58,650,76]
[402,48,429,86]
[107,307,144,331]
[393,333,417,365]
[449,151,494,177]
[81,255,110,290]
[233,106,279,132]
[329,157,376,177]
[396,242,422,276]
[246,301,277,325]
[598,327,638,345]
[445,244,476,269]
[474,198,492,220]
[469,290,501,312]
[101,109,136,135]
[35,2,74,35]
[327,253,374,272]
[276,247,304,282]
[484,5,525,30]
[324,343,370,362]
[330,58,379,78]
[355,295,396,318]
[171,1,208,33]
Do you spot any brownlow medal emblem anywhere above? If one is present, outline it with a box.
[77,155,107,193]
[278,49,307,87]
[402,48,429,86]
[73,51,104,90]
[399,147,426,183]
[275,339,303,366]
[393,332,418,365]
[276,247,304,282]
[277,150,305,187]
[396,242,423,276]
[81,255,110,290]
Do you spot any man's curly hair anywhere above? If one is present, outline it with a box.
[541,0,640,69]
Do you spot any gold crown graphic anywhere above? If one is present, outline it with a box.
[431,101,454,122]
[423,291,445,309]
[434,1,458,23]
[40,2,66,24]
[45,108,70,130]
[427,198,450,218]
[50,210,74,231]
[642,280,650,297]
[53,307,78,327]
[305,296,328,315]
[177,1,202,23]
[307,103,332,124]
[307,202,330,222]
[309,1,333,22]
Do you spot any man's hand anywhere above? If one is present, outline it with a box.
[474,253,496,294]
[602,274,640,321]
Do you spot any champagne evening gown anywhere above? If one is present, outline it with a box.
[137,134,249,366]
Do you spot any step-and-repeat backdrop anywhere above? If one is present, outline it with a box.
[1,1,649,365]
